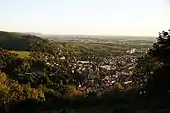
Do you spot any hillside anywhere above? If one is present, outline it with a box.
[0,30,170,113]
[0,31,47,51]
[9,50,30,59]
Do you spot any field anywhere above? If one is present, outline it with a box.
[9,50,30,58]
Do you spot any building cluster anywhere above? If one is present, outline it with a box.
[73,54,137,94]
[23,47,147,94]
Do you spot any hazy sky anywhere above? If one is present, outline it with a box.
[0,0,170,36]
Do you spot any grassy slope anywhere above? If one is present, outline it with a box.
[9,50,30,58]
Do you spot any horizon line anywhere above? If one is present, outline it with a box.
[0,30,156,38]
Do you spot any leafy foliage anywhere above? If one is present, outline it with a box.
[134,30,170,95]
[0,72,44,106]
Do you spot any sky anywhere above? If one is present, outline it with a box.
[0,0,170,36]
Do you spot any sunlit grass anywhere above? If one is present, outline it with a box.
[9,50,30,58]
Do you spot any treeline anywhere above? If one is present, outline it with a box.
[0,31,70,55]
[0,31,43,51]
[134,30,170,96]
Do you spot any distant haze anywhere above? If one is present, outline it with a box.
[0,0,170,36]
[40,34,156,41]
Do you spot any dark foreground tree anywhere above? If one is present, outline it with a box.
[134,30,170,96]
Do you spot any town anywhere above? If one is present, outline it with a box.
[23,43,150,95]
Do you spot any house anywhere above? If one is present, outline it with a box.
[77,61,91,65]
[100,65,111,71]
[124,80,132,85]
[60,56,66,60]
